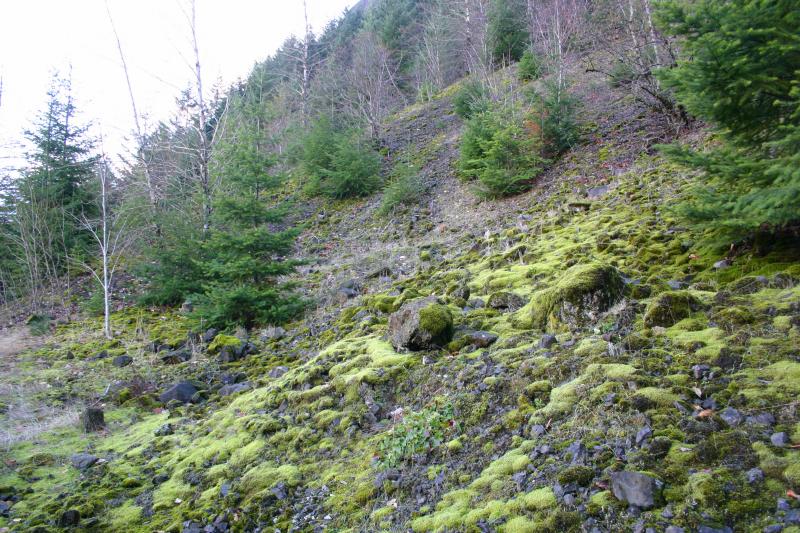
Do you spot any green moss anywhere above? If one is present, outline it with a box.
[518,262,624,331]
[240,463,301,496]
[501,516,539,533]
[557,465,595,486]
[587,490,615,515]
[633,387,680,407]
[207,334,241,354]
[643,290,702,328]
[418,302,455,344]
[686,471,726,507]
[518,487,556,510]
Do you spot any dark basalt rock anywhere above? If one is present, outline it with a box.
[159,382,198,404]
[112,355,133,367]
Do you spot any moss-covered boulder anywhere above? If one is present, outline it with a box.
[519,263,625,331]
[388,296,454,350]
[643,290,702,328]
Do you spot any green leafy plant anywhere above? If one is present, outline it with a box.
[378,404,459,468]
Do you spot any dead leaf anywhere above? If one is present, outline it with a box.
[691,386,703,398]
[696,409,714,418]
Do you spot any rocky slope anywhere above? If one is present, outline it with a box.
[2,70,800,533]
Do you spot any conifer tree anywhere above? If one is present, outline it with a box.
[657,0,800,234]
[192,102,303,329]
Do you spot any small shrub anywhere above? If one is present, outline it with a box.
[458,102,547,198]
[192,283,304,330]
[541,84,581,156]
[518,50,542,81]
[300,117,382,199]
[453,80,489,120]
[379,164,424,215]
[378,404,459,467]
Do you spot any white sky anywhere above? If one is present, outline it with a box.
[0,0,355,170]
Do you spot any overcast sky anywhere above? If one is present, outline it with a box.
[0,0,355,170]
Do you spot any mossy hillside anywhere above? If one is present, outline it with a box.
[3,113,800,531]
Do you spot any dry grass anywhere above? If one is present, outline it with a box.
[0,382,81,449]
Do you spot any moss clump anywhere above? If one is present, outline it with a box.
[686,471,726,507]
[643,291,702,328]
[519,263,624,331]
[207,334,241,354]
[419,304,454,341]
[557,465,595,486]
[715,306,755,328]
[501,516,539,533]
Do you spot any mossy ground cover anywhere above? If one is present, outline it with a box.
[3,106,800,533]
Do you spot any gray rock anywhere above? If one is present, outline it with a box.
[565,441,587,464]
[58,509,81,527]
[219,382,251,396]
[665,527,684,533]
[698,527,732,533]
[467,298,486,309]
[667,280,687,290]
[463,331,498,348]
[71,453,99,470]
[388,296,454,351]
[539,334,558,349]
[487,291,525,311]
[786,510,800,525]
[159,382,198,404]
[771,432,790,447]
[260,326,287,341]
[719,407,744,427]
[268,366,289,378]
[221,372,247,384]
[112,355,133,367]
[587,185,609,199]
[201,328,218,343]
[777,499,791,511]
[713,259,732,270]
[154,423,174,436]
[610,471,660,509]
[530,424,546,438]
[635,426,652,446]
[692,364,711,379]
[746,467,764,484]
[747,412,776,427]
[160,349,191,365]
[763,525,783,533]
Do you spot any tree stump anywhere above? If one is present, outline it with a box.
[82,407,105,432]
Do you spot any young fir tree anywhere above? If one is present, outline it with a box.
[656,0,800,235]
[488,0,530,65]
[193,105,303,329]
[12,76,98,300]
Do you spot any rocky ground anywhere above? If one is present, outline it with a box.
[1,68,800,533]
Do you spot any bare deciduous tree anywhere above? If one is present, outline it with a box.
[72,153,136,339]
[527,0,588,97]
